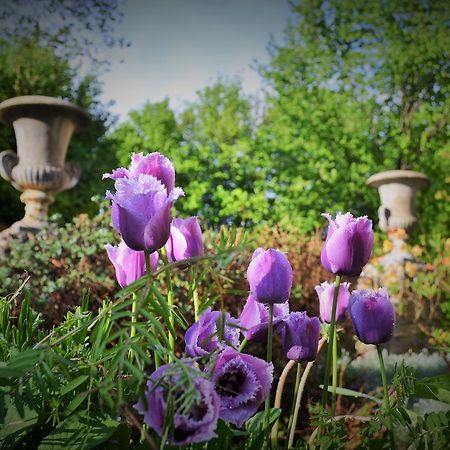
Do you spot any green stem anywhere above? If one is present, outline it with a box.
[377,345,395,449]
[264,303,274,440]
[331,329,338,416]
[145,251,159,369]
[318,275,341,441]
[286,363,302,446]
[160,247,176,363]
[239,338,247,352]
[190,267,200,321]
[165,268,175,363]
[128,292,138,360]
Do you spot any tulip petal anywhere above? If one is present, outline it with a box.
[117,205,147,251]
[129,152,175,192]
[143,203,172,254]
[325,221,358,275]
[349,288,395,344]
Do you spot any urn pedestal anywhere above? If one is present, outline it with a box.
[0,95,90,237]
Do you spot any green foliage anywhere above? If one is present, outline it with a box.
[0,225,257,449]
[258,0,449,233]
[109,79,270,227]
[0,203,116,322]
[109,0,448,235]
[0,0,127,69]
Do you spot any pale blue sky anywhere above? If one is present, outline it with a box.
[100,0,292,121]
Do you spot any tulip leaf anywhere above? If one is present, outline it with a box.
[413,374,450,404]
[320,385,382,404]
[246,408,281,450]
[38,412,119,449]
[60,375,89,396]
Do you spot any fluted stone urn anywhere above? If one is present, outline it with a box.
[366,170,430,233]
[0,95,90,235]
[359,170,430,308]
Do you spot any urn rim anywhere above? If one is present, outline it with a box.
[366,170,430,190]
[0,95,91,130]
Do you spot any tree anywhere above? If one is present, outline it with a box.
[110,80,271,227]
[259,0,449,233]
[0,0,127,69]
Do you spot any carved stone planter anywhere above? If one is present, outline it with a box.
[0,95,90,235]
[359,170,430,307]
[366,170,430,233]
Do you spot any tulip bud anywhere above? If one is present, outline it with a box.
[239,294,289,341]
[348,288,396,345]
[321,212,374,277]
[106,240,158,288]
[282,312,321,361]
[166,217,204,262]
[246,248,293,304]
[315,281,351,323]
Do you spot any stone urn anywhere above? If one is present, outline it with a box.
[366,170,430,233]
[360,170,430,306]
[0,95,90,235]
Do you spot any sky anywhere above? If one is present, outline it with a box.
[100,0,293,121]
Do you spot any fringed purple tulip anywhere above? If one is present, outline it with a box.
[106,240,158,288]
[166,217,204,262]
[135,363,220,445]
[315,281,351,323]
[246,248,293,304]
[185,308,240,358]
[239,294,289,341]
[282,312,321,362]
[320,212,374,277]
[210,349,273,428]
[348,288,396,344]
[106,173,184,252]
[103,152,175,192]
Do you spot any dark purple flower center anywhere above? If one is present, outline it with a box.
[215,368,245,398]
[173,426,196,443]
[188,401,208,421]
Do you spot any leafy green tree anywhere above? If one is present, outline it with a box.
[112,99,182,167]
[110,80,271,226]
[0,0,127,69]
[259,0,449,233]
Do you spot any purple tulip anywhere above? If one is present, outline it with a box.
[320,212,374,277]
[282,312,321,362]
[106,173,184,252]
[246,248,293,304]
[210,349,273,427]
[239,294,289,341]
[135,363,220,445]
[103,152,175,192]
[106,240,158,288]
[348,288,396,345]
[315,281,351,323]
[166,217,204,262]
[185,308,240,358]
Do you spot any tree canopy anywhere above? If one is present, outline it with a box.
[109,0,448,234]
